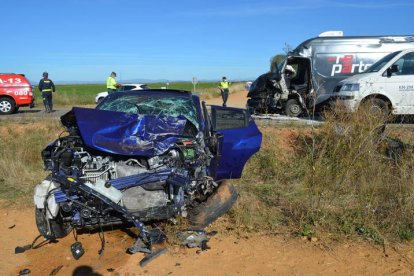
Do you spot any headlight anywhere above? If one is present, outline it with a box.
[340,83,360,92]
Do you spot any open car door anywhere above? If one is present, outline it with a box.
[209,105,262,180]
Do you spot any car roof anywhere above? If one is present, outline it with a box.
[121,83,147,86]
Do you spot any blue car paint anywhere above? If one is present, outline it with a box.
[61,89,262,181]
[69,107,189,157]
[215,120,262,179]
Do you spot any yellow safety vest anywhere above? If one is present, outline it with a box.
[107,77,117,89]
[219,81,230,89]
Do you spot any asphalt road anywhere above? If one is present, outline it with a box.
[0,106,326,126]
[0,106,70,120]
[3,106,414,129]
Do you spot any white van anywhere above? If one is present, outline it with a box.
[332,49,414,115]
[247,33,414,116]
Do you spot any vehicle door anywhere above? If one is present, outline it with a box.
[385,52,414,114]
[208,105,262,180]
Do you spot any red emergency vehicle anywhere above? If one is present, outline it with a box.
[0,73,34,114]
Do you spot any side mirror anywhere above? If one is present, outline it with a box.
[386,64,400,77]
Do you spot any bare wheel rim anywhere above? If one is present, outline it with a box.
[290,104,301,114]
[369,104,382,114]
[0,100,11,112]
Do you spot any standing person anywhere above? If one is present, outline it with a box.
[106,72,118,94]
[38,72,56,113]
[218,76,231,106]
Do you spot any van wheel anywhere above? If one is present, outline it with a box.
[188,180,238,229]
[285,99,302,117]
[362,98,390,118]
[0,98,16,115]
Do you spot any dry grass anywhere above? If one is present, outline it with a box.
[0,119,62,204]
[232,107,414,242]
[4,106,414,243]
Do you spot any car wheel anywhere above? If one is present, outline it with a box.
[285,99,302,117]
[362,98,390,118]
[97,97,105,105]
[35,208,72,239]
[188,180,238,229]
[0,97,16,115]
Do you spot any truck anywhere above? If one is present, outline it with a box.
[332,48,414,115]
[247,31,414,117]
[0,73,34,114]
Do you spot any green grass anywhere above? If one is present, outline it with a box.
[33,81,239,107]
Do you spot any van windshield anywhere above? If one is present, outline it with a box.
[364,51,402,73]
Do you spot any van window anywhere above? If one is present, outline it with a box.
[364,51,402,73]
[393,52,414,75]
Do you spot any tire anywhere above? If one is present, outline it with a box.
[0,97,16,115]
[97,97,105,105]
[188,180,238,229]
[35,208,72,239]
[361,98,390,118]
[285,98,303,117]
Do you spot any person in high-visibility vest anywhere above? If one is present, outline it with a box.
[38,72,56,113]
[106,72,118,94]
[218,76,231,106]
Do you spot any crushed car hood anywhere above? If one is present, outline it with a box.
[61,107,190,157]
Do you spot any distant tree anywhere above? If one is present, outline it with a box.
[270,54,285,72]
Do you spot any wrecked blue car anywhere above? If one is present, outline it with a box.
[33,89,262,253]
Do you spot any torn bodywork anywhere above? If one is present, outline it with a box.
[33,90,262,254]
[247,56,313,117]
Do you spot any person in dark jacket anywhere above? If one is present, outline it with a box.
[38,72,56,113]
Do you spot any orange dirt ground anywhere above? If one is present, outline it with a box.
[2,208,414,275]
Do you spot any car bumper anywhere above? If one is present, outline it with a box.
[329,95,358,112]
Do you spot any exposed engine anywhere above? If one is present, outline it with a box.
[35,129,218,232]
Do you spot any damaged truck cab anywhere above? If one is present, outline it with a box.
[33,89,262,254]
[248,31,414,116]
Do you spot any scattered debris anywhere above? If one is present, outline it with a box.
[139,248,168,267]
[49,265,63,276]
[18,268,31,275]
[8,224,16,229]
[15,244,32,254]
[177,230,214,250]
[128,229,166,254]
[70,242,85,260]
[107,268,115,272]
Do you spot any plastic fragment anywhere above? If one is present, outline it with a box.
[15,244,32,254]
[49,265,63,276]
[19,268,31,275]
[139,248,168,267]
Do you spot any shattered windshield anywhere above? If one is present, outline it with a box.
[97,94,199,129]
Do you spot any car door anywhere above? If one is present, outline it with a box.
[209,105,262,180]
[385,52,414,113]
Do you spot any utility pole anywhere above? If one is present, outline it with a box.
[192,77,198,92]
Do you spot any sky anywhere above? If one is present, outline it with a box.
[2,0,414,83]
